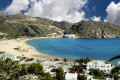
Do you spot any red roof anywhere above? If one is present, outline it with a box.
[69,70,83,74]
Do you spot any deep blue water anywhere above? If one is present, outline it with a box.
[26,38,120,64]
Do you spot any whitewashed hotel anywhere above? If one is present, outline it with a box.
[64,34,75,38]
[86,60,113,73]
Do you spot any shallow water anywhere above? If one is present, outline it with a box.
[26,38,120,64]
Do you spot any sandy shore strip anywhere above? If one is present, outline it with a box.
[0,38,56,60]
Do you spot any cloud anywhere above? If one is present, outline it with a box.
[5,0,29,14]
[91,16,101,21]
[105,1,120,25]
[4,0,88,23]
[104,19,107,22]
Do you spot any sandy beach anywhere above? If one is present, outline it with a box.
[0,38,55,60]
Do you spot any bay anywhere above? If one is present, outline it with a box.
[26,38,120,64]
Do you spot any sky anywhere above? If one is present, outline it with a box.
[0,0,120,25]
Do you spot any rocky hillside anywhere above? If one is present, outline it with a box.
[72,20,120,38]
[0,13,64,38]
[0,13,120,38]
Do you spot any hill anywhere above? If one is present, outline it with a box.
[72,20,120,38]
[0,13,64,38]
[0,13,120,38]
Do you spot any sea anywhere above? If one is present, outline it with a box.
[26,38,120,64]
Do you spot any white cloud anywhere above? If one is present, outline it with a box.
[105,1,120,25]
[4,0,88,23]
[91,16,101,21]
[5,0,30,14]
[104,19,107,22]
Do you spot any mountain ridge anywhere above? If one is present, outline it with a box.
[0,13,120,38]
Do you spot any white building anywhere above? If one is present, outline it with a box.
[48,33,57,36]
[64,34,75,38]
[65,73,77,80]
[19,60,25,64]
[86,75,113,80]
[41,60,72,73]
[117,61,120,68]
[86,60,113,73]
[0,53,20,61]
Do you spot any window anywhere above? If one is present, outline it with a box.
[101,66,105,67]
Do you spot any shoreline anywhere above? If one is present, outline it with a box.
[0,37,57,60]
[0,37,119,65]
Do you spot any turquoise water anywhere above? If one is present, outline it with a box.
[26,38,120,64]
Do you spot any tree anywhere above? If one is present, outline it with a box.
[72,65,84,72]
[63,58,68,64]
[20,66,28,76]
[77,74,86,80]
[76,58,84,64]
[44,72,51,78]
[51,68,57,72]
[10,72,20,79]
[0,51,4,54]
[89,68,105,79]
[110,67,120,80]
[56,67,65,80]
[28,63,44,75]
[114,73,120,80]
[111,67,120,74]
[0,75,7,80]
[84,57,91,64]
[76,57,91,64]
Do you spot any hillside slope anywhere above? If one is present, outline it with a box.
[0,13,64,38]
[72,20,120,38]
[0,13,120,38]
